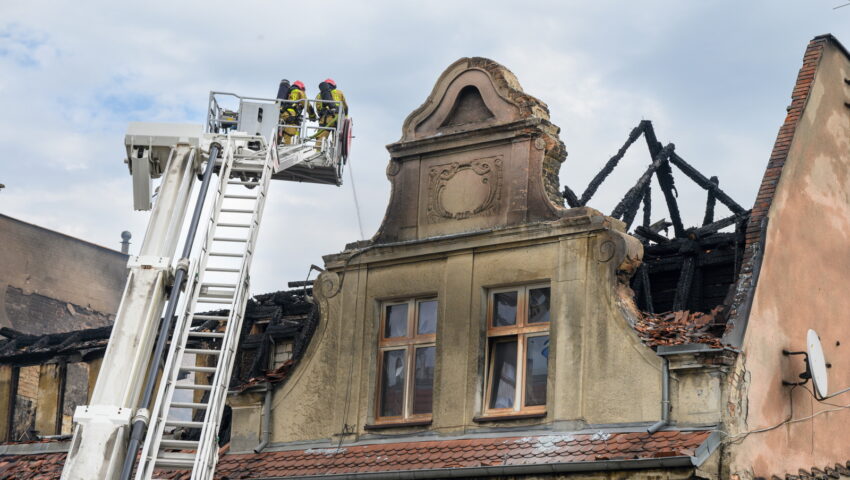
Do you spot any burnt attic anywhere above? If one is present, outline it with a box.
[562,120,750,349]
[0,287,317,388]
[0,287,318,443]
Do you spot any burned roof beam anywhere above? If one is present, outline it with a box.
[562,184,580,208]
[0,328,35,341]
[703,176,719,226]
[672,255,696,311]
[642,123,686,237]
[693,212,748,238]
[579,121,647,205]
[635,225,669,244]
[621,185,649,230]
[655,161,686,238]
[611,143,675,220]
[668,153,746,214]
[642,184,652,228]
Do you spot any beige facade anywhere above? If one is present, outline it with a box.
[724,36,850,477]
[238,58,725,456]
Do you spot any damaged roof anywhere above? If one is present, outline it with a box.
[0,430,714,479]
[0,288,318,393]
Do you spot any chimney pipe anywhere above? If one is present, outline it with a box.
[120,231,132,254]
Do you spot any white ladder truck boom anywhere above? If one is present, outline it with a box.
[60,93,352,480]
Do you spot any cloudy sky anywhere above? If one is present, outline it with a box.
[2,1,849,294]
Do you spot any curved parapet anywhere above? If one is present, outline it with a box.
[376,57,568,243]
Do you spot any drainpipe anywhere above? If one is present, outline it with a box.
[254,384,272,453]
[647,356,670,434]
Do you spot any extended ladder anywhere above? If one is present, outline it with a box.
[136,132,277,480]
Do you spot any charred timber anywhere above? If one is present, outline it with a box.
[668,152,746,214]
[579,121,647,205]
[703,176,719,226]
[611,143,675,220]
[562,185,580,208]
[635,225,669,244]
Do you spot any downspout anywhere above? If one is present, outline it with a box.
[254,384,272,453]
[647,356,670,434]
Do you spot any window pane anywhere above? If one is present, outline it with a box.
[380,349,407,417]
[528,287,550,324]
[417,300,437,335]
[61,363,90,434]
[525,335,549,406]
[488,340,517,409]
[412,346,435,415]
[493,291,518,327]
[385,304,408,338]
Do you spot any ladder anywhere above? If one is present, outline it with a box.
[136,132,277,480]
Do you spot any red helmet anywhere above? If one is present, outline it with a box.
[323,78,336,88]
[293,80,305,90]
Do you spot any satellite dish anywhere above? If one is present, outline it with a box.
[807,329,829,398]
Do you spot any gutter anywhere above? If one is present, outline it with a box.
[254,384,273,453]
[647,356,670,434]
[253,456,695,480]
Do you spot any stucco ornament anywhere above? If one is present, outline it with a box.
[314,271,341,299]
[427,157,503,222]
[385,159,401,178]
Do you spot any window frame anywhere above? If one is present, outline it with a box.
[374,297,437,424]
[483,283,550,417]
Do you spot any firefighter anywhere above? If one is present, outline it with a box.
[312,78,348,151]
[277,79,311,145]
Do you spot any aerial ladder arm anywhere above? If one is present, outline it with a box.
[62,91,352,480]
[61,137,205,480]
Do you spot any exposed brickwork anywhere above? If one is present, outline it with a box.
[0,430,711,479]
[724,36,829,339]
[743,36,828,263]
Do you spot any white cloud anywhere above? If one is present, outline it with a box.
[1,0,848,292]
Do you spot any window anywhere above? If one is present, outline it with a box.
[484,284,550,416]
[376,298,437,422]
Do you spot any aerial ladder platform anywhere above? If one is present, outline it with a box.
[60,93,352,480]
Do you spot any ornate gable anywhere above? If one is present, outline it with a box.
[377,57,568,242]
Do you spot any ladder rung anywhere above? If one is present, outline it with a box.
[181,365,217,374]
[196,298,232,304]
[184,348,221,356]
[213,237,248,243]
[220,208,254,214]
[159,439,200,449]
[170,402,208,410]
[192,314,229,321]
[155,452,196,468]
[209,251,243,257]
[165,420,204,429]
[205,267,240,272]
[223,194,258,200]
[227,180,259,186]
[198,291,234,299]
[200,283,237,289]
[174,383,212,391]
[216,223,251,228]
[188,331,225,338]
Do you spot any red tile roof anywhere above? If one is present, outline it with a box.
[0,430,710,479]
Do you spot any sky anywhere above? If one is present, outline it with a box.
[1,1,849,294]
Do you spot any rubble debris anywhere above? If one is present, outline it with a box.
[634,307,725,348]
